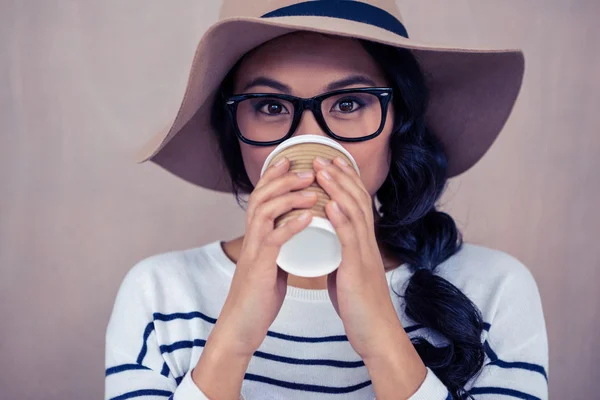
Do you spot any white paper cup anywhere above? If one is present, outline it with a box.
[260,135,360,277]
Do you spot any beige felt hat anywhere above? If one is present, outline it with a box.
[134,0,525,192]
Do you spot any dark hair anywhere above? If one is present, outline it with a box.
[210,36,485,399]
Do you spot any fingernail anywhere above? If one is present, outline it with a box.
[297,171,314,179]
[316,156,331,165]
[301,190,317,197]
[274,157,287,167]
[332,201,341,213]
[335,157,348,167]
[320,170,332,180]
[297,211,311,221]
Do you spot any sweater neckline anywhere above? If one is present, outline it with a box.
[208,240,411,302]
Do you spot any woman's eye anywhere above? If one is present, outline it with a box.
[258,101,289,115]
[332,98,362,113]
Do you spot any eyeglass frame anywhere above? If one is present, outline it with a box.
[223,87,394,146]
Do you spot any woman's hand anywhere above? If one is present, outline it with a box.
[313,156,404,360]
[213,157,318,356]
[194,157,318,399]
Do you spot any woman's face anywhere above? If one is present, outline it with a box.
[232,32,395,198]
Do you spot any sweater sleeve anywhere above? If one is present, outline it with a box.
[104,257,215,400]
[405,258,549,400]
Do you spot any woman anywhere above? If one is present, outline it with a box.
[105,1,548,399]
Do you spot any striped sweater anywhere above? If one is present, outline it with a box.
[105,240,549,399]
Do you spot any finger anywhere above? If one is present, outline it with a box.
[255,157,290,191]
[314,157,372,220]
[244,191,318,256]
[315,166,371,235]
[332,156,363,186]
[325,200,359,250]
[247,171,315,222]
[253,190,318,226]
[264,210,313,248]
[314,156,364,190]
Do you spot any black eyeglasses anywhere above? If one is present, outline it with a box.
[224,87,393,146]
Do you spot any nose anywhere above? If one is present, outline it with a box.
[293,107,328,139]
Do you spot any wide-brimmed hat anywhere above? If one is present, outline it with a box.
[134,0,525,193]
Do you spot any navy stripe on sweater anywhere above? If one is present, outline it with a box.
[266,329,348,343]
[136,321,155,364]
[106,363,151,376]
[254,349,365,368]
[160,362,170,377]
[484,341,548,381]
[154,311,217,324]
[160,339,206,353]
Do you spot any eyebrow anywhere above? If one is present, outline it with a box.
[241,74,379,94]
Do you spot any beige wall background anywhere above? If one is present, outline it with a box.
[1,1,598,399]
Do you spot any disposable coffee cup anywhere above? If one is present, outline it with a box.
[260,135,360,277]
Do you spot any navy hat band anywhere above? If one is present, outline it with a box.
[261,0,409,39]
